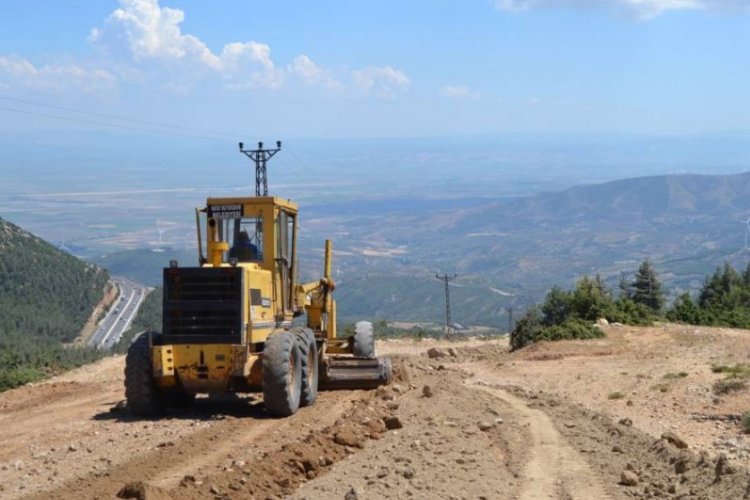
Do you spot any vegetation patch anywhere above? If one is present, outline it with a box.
[709,363,750,395]
[650,383,670,393]
[662,371,689,380]
[511,260,662,350]
[713,379,748,395]
[711,363,750,378]
[0,218,109,392]
[607,391,625,400]
[667,263,750,329]
[742,411,750,434]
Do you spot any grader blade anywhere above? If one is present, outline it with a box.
[319,356,392,390]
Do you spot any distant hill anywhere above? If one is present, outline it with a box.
[92,247,196,286]
[323,172,750,326]
[0,217,109,390]
[80,172,750,328]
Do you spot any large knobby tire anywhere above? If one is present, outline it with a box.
[124,332,161,416]
[353,321,375,358]
[262,331,302,417]
[294,328,319,407]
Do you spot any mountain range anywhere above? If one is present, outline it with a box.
[83,171,750,328]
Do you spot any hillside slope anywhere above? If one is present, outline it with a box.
[324,172,750,324]
[0,217,109,389]
[87,172,750,327]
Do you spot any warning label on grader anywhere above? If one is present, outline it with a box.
[208,204,242,219]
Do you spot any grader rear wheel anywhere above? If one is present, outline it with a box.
[294,328,319,407]
[124,332,161,416]
[262,331,302,417]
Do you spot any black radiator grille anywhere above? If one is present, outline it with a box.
[162,267,243,344]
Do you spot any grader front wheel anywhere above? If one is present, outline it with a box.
[262,331,302,417]
[353,321,375,358]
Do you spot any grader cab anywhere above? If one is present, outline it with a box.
[124,144,391,417]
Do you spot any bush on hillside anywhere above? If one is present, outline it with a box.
[667,262,750,329]
[511,262,664,351]
[511,313,603,351]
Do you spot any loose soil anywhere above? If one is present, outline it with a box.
[2,324,750,498]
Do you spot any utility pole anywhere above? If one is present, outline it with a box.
[436,273,457,337]
[238,140,282,196]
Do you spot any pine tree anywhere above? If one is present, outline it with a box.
[618,272,631,299]
[631,259,664,312]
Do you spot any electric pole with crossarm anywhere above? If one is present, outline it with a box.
[238,140,282,196]
[436,273,457,337]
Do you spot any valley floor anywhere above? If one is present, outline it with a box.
[2,325,750,499]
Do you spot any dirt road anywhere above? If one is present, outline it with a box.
[3,326,750,499]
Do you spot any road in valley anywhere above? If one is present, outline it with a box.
[87,277,147,350]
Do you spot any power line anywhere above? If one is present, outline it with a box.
[436,273,457,337]
[0,94,238,138]
[0,105,229,142]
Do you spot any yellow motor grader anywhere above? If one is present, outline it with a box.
[124,142,391,417]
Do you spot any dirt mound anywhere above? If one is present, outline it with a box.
[175,379,399,499]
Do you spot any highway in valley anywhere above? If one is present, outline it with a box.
[88,277,148,350]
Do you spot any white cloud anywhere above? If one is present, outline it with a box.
[0,56,116,92]
[92,0,285,88]
[92,0,354,92]
[492,0,746,19]
[439,85,481,99]
[288,55,341,90]
[87,0,409,95]
[352,66,410,97]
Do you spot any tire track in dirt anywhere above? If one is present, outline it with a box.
[27,392,356,500]
[149,396,353,490]
[468,365,610,500]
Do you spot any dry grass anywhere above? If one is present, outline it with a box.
[713,379,748,395]
[710,363,750,395]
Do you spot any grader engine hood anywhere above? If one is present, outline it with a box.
[162,267,244,344]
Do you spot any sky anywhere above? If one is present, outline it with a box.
[0,0,749,139]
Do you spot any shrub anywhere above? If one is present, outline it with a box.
[510,314,603,351]
[713,379,747,395]
[711,364,750,378]
[608,391,625,400]
[742,411,750,434]
[539,319,605,342]
[510,307,544,351]
[606,299,653,326]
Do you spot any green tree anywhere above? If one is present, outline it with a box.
[570,276,612,321]
[618,272,631,300]
[666,292,701,324]
[630,260,664,313]
[541,286,572,327]
[510,307,544,351]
